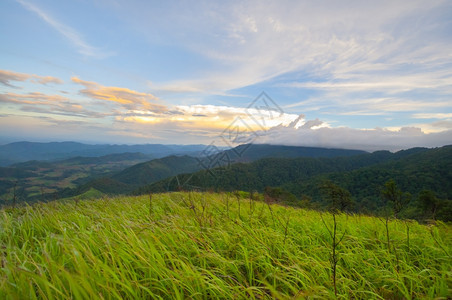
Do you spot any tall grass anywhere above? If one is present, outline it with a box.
[0,192,450,299]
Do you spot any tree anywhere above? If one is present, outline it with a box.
[418,190,440,220]
[381,179,411,219]
[299,194,312,209]
[264,186,298,204]
[381,179,412,254]
[321,181,353,212]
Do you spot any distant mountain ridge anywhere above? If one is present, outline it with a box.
[0,141,208,166]
[10,152,151,168]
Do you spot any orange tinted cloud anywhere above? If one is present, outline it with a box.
[0,92,102,118]
[0,92,68,105]
[72,77,166,112]
[0,69,63,87]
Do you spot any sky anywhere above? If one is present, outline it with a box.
[0,0,451,151]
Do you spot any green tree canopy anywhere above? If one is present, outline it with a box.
[381,179,411,218]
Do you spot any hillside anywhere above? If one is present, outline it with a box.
[223,144,367,162]
[0,192,450,299]
[2,144,449,211]
[112,155,200,186]
[138,146,452,220]
[112,144,368,184]
[59,144,368,199]
[285,145,452,211]
[138,146,436,194]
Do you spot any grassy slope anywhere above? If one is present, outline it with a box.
[0,193,450,299]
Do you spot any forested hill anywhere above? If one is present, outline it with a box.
[58,144,369,198]
[137,146,436,193]
[110,144,368,185]
[222,144,367,162]
[137,145,452,219]
[111,155,200,186]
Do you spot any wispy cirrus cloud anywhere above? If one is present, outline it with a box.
[0,69,63,88]
[340,97,450,113]
[412,113,452,119]
[16,0,114,58]
[117,0,451,96]
[281,72,452,95]
[112,0,451,135]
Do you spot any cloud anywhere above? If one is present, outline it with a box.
[256,116,452,152]
[149,84,203,94]
[114,0,451,97]
[300,119,325,129]
[71,77,167,113]
[4,0,452,146]
[110,103,299,145]
[0,92,68,103]
[287,94,451,120]
[0,70,29,87]
[109,0,451,134]
[0,92,103,118]
[32,76,64,85]
[3,90,450,147]
[431,120,452,129]
[282,72,452,95]
[116,104,299,132]
[0,69,63,88]
[280,68,451,115]
[412,113,452,119]
[79,104,452,149]
[356,98,450,113]
[16,0,113,58]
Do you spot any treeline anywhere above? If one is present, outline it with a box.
[138,146,452,221]
[263,181,451,222]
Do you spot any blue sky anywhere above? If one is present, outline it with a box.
[0,0,451,150]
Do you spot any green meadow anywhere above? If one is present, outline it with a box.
[0,192,450,299]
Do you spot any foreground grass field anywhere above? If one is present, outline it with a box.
[0,192,450,299]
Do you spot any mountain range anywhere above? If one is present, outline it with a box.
[137,145,452,220]
[1,142,451,221]
[55,144,368,197]
[0,141,208,166]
